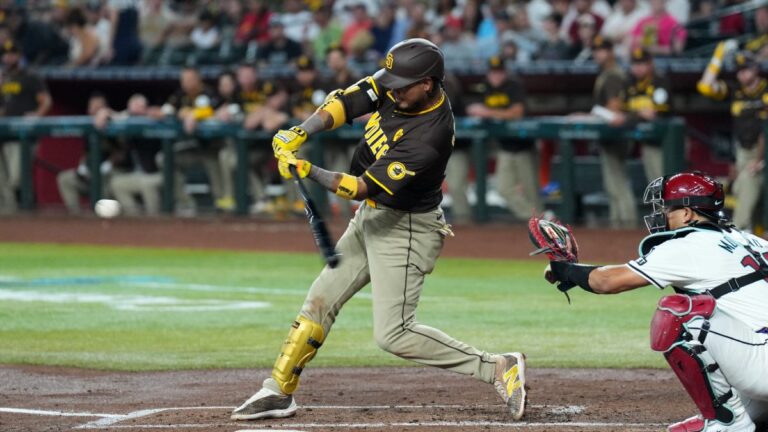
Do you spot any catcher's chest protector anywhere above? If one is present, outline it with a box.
[650,294,734,423]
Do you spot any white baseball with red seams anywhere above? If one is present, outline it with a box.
[94,199,121,218]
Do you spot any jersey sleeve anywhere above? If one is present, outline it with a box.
[338,76,382,121]
[363,128,449,197]
[626,239,697,289]
[602,73,625,101]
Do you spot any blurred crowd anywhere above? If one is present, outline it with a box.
[0,0,764,70]
[1,0,768,233]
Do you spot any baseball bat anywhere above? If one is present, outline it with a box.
[289,165,341,268]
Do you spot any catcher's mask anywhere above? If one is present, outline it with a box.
[643,172,726,233]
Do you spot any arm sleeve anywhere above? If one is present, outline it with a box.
[337,76,382,121]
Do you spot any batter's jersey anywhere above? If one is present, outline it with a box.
[627,225,768,331]
[341,76,454,212]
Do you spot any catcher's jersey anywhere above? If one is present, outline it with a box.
[627,226,768,331]
[341,76,454,212]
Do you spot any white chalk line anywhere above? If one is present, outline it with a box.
[1,404,590,430]
[79,421,666,430]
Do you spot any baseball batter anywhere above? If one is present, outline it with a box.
[546,172,768,432]
[231,39,527,421]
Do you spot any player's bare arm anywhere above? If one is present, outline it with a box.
[588,265,648,294]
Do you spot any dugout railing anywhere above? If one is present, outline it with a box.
[0,116,686,224]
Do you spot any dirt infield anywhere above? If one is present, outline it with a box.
[0,216,692,431]
[1,365,692,432]
[0,215,646,262]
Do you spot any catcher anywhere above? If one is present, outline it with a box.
[533,171,768,432]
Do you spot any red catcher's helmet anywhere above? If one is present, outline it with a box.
[643,172,725,233]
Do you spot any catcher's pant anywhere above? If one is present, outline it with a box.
[496,148,541,220]
[687,311,768,423]
[732,145,762,230]
[598,141,637,228]
[298,201,498,384]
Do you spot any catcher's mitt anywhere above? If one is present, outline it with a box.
[527,215,579,263]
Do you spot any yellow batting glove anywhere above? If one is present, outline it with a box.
[278,159,311,180]
[272,126,307,158]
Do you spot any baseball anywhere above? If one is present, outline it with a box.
[94,199,121,218]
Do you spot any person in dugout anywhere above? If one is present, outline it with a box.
[698,42,767,232]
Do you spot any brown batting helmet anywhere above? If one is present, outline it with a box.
[373,38,445,89]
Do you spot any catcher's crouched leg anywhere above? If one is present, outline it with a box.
[651,294,754,432]
[272,315,325,395]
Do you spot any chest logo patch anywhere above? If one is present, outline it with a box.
[393,128,404,142]
[387,162,414,180]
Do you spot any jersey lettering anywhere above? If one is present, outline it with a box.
[718,236,740,254]
[363,112,390,160]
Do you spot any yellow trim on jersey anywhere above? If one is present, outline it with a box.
[365,171,394,195]
[394,91,446,116]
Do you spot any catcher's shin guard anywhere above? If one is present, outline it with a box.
[272,316,325,395]
[650,295,735,423]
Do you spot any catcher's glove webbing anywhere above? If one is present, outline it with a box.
[528,216,578,263]
[528,215,580,303]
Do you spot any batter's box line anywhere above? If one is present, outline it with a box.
[49,404,581,429]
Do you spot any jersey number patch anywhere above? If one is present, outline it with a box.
[740,253,768,283]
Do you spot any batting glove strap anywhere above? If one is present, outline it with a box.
[549,261,598,293]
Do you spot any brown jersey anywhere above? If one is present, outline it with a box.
[341,77,454,212]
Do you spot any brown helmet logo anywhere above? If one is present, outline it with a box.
[385,53,394,70]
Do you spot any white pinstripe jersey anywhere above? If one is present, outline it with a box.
[627,226,768,331]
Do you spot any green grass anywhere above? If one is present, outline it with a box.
[0,243,667,371]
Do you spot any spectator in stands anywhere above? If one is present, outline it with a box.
[666,0,691,25]
[535,13,572,60]
[601,0,650,61]
[56,92,111,215]
[624,47,672,183]
[572,14,599,63]
[340,3,373,55]
[138,0,170,63]
[191,9,220,51]
[162,66,221,215]
[0,41,52,214]
[307,6,343,62]
[698,48,767,231]
[438,15,479,69]
[64,7,102,67]
[346,30,379,73]
[589,35,638,228]
[97,94,164,216]
[280,0,313,44]
[467,56,541,222]
[5,8,69,65]
[287,56,324,122]
[562,0,606,47]
[745,6,768,60]
[371,3,396,56]
[718,0,747,37]
[476,9,510,59]
[104,0,141,65]
[508,7,543,62]
[256,19,302,67]
[630,0,687,57]
[234,0,272,46]
[236,62,288,132]
[322,45,361,91]
[84,2,112,65]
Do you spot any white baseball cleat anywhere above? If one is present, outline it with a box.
[231,387,297,420]
[493,352,527,420]
[667,413,755,432]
